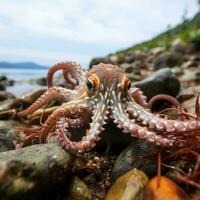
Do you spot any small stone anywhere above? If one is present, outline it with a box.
[36,77,47,86]
[110,55,119,64]
[135,68,180,100]
[172,67,183,76]
[171,39,187,53]
[0,120,24,152]
[143,176,189,200]
[89,57,111,68]
[154,52,183,70]
[111,142,157,183]
[187,41,200,53]
[67,176,92,200]
[106,168,148,200]
[181,60,198,68]
[150,47,165,55]
[0,91,15,101]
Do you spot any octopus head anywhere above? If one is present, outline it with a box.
[86,63,131,108]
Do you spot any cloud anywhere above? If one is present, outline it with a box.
[0,0,198,65]
[0,47,91,66]
[0,0,198,44]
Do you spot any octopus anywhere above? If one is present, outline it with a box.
[18,61,200,153]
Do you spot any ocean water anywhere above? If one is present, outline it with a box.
[0,68,48,81]
[0,68,48,96]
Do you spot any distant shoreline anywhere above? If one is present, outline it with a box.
[0,66,49,70]
[0,61,49,70]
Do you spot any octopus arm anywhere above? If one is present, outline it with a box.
[18,87,75,116]
[47,61,86,88]
[57,101,108,152]
[111,101,176,147]
[126,101,200,133]
[128,87,148,108]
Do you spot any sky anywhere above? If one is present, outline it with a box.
[0,0,199,67]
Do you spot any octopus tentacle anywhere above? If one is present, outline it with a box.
[129,87,148,108]
[147,94,180,110]
[126,100,200,133]
[40,102,89,141]
[20,112,90,146]
[57,101,108,153]
[64,106,91,128]
[47,61,86,88]
[111,99,175,147]
[18,87,75,116]
[63,72,78,88]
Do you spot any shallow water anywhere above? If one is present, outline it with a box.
[0,68,48,96]
[0,68,48,81]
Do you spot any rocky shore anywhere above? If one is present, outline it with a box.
[0,14,200,200]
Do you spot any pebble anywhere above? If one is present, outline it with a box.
[143,176,189,200]
[111,142,157,183]
[106,168,149,200]
[66,176,92,200]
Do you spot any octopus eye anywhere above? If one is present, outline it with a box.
[127,81,131,90]
[86,74,100,95]
[122,76,131,92]
[87,80,93,91]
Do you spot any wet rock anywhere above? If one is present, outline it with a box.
[0,75,7,82]
[124,52,146,63]
[0,120,24,152]
[150,47,165,56]
[181,60,197,68]
[110,55,119,64]
[0,99,22,112]
[179,69,197,84]
[135,68,180,100]
[0,89,46,118]
[0,143,73,200]
[128,73,142,81]
[36,77,47,86]
[0,91,15,101]
[106,168,148,200]
[19,88,46,106]
[89,57,111,68]
[120,63,134,73]
[0,75,14,90]
[0,84,5,91]
[111,142,157,183]
[143,176,189,200]
[154,52,183,70]
[66,176,92,200]
[110,54,126,64]
[172,67,184,76]
[171,39,187,53]
[187,41,200,53]
[178,85,200,102]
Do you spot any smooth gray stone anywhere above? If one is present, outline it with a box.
[135,68,180,100]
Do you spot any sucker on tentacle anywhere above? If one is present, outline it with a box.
[129,87,148,109]
[17,62,200,152]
